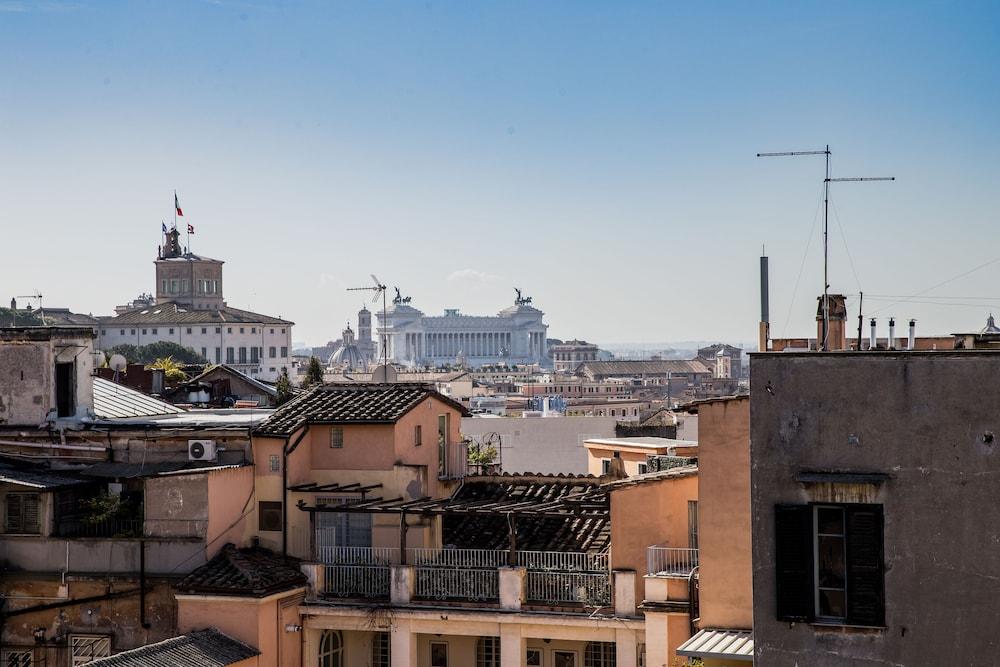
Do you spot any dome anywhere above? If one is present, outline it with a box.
[981,314,1000,335]
[329,343,367,371]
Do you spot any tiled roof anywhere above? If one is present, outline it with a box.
[254,383,468,436]
[93,377,186,418]
[575,359,711,376]
[177,544,306,597]
[99,302,292,326]
[87,629,259,667]
[442,477,610,553]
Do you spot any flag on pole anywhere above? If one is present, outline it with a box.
[187,223,195,234]
[161,222,168,234]
[175,192,184,217]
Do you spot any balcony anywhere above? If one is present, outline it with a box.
[646,545,698,577]
[315,546,613,608]
[55,517,144,539]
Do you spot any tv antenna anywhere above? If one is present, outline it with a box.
[757,146,893,350]
[347,275,389,370]
[16,291,44,325]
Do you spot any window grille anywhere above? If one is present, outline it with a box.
[371,631,390,667]
[584,642,615,667]
[70,636,111,665]
[2,649,32,667]
[476,637,501,667]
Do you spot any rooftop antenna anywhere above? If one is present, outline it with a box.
[347,275,388,370]
[757,146,893,350]
[16,291,44,325]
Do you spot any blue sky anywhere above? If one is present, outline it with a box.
[2,1,998,346]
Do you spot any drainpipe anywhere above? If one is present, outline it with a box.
[139,540,150,629]
[283,425,311,557]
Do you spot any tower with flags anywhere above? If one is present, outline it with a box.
[96,192,295,382]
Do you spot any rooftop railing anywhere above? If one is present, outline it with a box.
[316,546,611,606]
[646,546,698,577]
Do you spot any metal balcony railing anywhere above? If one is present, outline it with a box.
[646,546,699,577]
[414,565,499,602]
[525,571,611,605]
[55,517,144,539]
[316,546,611,606]
[324,564,390,598]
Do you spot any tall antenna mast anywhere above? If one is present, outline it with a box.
[757,146,893,350]
[347,275,388,370]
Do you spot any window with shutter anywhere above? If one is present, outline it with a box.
[845,504,885,627]
[5,493,40,534]
[774,504,814,621]
[774,502,885,627]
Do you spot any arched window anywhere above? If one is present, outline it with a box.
[476,636,501,667]
[319,630,344,667]
[584,641,616,667]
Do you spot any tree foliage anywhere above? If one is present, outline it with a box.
[303,356,325,387]
[106,341,206,365]
[147,356,189,383]
[275,368,294,405]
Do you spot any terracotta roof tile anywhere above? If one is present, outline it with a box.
[176,544,306,597]
[254,383,468,436]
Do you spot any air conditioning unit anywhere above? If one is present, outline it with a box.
[188,439,217,462]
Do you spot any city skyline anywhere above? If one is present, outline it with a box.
[2,1,999,345]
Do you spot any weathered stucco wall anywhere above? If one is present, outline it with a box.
[696,396,752,630]
[751,352,1000,665]
[610,473,698,605]
[145,474,208,538]
[1,575,177,659]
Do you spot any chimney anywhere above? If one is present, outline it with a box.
[759,254,770,352]
[869,318,877,350]
[888,318,896,350]
[816,294,848,351]
[908,319,916,350]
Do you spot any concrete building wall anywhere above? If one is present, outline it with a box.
[145,474,208,538]
[461,416,618,475]
[695,396,752,631]
[207,465,255,557]
[0,536,206,574]
[751,352,1000,666]
[0,329,95,424]
[0,576,177,659]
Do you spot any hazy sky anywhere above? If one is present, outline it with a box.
[2,1,998,346]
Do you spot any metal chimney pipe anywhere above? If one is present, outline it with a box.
[908,319,916,350]
[869,318,877,350]
[888,317,896,350]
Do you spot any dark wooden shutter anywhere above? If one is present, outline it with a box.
[846,504,885,627]
[22,494,39,533]
[774,504,814,621]
[6,493,23,532]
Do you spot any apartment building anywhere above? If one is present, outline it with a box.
[750,351,1000,665]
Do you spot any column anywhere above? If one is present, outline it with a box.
[615,627,638,667]
[500,624,526,667]
[390,619,418,667]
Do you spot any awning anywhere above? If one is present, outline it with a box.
[676,629,754,661]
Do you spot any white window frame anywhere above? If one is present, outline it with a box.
[70,635,111,665]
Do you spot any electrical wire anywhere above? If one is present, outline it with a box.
[830,199,862,293]
[781,183,825,339]
[870,255,1000,315]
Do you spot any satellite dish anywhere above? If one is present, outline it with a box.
[109,354,128,372]
[371,364,398,383]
